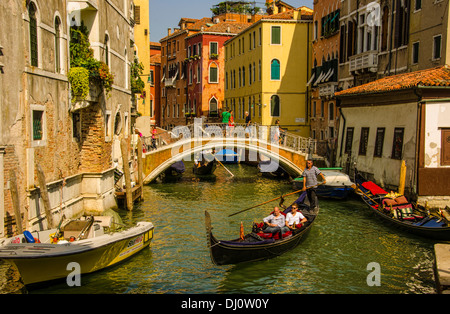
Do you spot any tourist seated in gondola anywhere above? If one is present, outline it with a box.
[285,204,307,230]
[262,207,290,236]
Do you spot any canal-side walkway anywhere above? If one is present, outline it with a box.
[435,243,450,294]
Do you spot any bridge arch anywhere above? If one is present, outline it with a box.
[142,137,307,184]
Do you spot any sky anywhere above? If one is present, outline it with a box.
[149,0,314,43]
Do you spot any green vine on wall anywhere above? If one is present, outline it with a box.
[130,58,145,94]
[68,22,114,101]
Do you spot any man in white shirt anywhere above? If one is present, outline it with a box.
[285,204,307,229]
[263,207,290,235]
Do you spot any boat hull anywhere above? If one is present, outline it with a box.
[0,222,154,286]
[354,169,450,240]
[205,209,317,265]
[193,160,217,176]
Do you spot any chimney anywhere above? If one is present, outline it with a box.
[168,28,172,36]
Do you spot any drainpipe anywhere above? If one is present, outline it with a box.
[413,87,422,201]
[338,100,346,165]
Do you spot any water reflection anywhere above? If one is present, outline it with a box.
[31,162,437,294]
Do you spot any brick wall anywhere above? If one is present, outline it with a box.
[79,103,112,173]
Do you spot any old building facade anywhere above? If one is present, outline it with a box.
[224,6,313,137]
[310,0,341,164]
[0,0,135,237]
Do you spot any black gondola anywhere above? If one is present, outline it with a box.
[193,152,217,176]
[354,168,450,240]
[205,192,318,265]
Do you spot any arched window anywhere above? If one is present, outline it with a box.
[209,62,218,83]
[209,97,218,117]
[271,59,280,80]
[270,95,280,117]
[29,2,38,67]
[54,16,61,73]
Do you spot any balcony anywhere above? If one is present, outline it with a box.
[70,81,101,112]
[164,77,176,88]
[349,50,378,73]
[318,82,338,98]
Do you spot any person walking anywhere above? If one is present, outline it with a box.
[301,160,326,210]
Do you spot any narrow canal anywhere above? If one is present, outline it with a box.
[30,162,436,294]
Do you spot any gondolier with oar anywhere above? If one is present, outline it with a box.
[302,160,326,211]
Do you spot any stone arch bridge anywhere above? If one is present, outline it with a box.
[141,122,318,184]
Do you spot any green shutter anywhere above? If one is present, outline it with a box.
[271,59,280,80]
[271,26,281,44]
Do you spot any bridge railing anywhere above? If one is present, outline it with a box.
[142,122,317,155]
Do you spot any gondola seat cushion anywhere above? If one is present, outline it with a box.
[362,181,388,195]
[257,232,275,239]
[257,231,292,239]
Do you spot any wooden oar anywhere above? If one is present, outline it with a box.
[215,157,234,177]
[352,183,380,206]
[228,183,323,217]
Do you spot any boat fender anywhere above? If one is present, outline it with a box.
[23,230,35,243]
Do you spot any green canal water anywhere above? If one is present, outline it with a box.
[30,162,438,294]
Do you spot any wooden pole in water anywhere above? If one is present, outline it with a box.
[120,138,133,211]
[9,170,23,234]
[36,164,54,229]
[137,137,144,201]
[399,160,406,195]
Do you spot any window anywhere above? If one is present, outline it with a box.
[258,60,261,80]
[345,127,354,154]
[329,102,334,120]
[270,95,280,117]
[55,17,61,73]
[105,111,112,141]
[114,112,122,135]
[72,112,81,141]
[359,127,370,155]
[271,26,281,44]
[442,128,450,166]
[433,35,442,60]
[314,21,318,40]
[33,110,44,140]
[134,5,141,24]
[412,42,419,64]
[394,0,410,48]
[209,98,218,117]
[149,70,154,86]
[249,64,252,85]
[259,27,262,46]
[271,59,280,80]
[209,62,218,83]
[391,127,404,159]
[197,64,201,83]
[29,2,38,67]
[381,6,389,51]
[242,66,245,86]
[104,33,110,66]
[374,128,385,157]
[415,0,421,11]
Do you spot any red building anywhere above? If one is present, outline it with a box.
[185,21,252,122]
[150,42,161,126]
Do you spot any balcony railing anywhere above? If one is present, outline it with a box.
[318,82,338,98]
[349,50,378,73]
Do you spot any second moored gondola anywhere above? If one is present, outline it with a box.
[354,168,450,240]
[205,192,318,265]
[193,151,217,176]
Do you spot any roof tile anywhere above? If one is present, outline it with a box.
[335,65,450,97]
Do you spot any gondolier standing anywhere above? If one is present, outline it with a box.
[301,160,326,210]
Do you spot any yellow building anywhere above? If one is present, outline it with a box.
[224,7,313,137]
[133,0,153,135]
